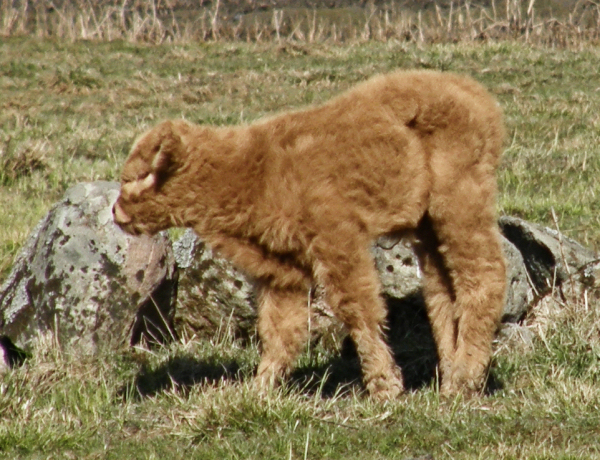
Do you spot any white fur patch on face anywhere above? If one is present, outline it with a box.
[121,181,136,196]
[121,173,156,198]
[151,149,166,171]
[139,173,156,192]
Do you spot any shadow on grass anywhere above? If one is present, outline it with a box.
[287,294,441,398]
[288,293,504,397]
[122,294,503,400]
[122,356,245,399]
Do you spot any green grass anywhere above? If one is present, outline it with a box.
[2,28,600,460]
[1,297,600,459]
[2,37,600,279]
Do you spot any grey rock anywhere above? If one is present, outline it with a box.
[173,230,424,342]
[173,229,257,341]
[173,229,347,343]
[501,235,531,322]
[373,233,531,323]
[577,259,600,298]
[373,235,422,300]
[173,228,533,342]
[500,215,597,297]
[0,181,178,353]
[173,229,343,344]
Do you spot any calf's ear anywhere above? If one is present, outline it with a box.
[151,120,188,177]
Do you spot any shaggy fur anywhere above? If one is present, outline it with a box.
[113,70,506,399]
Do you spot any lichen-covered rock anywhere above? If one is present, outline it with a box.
[501,235,531,322]
[173,229,344,343]
[373,235,422,300]
[500,216,597,297]
[374,233,531,323]
[0,181,178,353]
[172,229,424,343]
[578,259,600,298]
[173,228,533,342]
[173,229,257,342]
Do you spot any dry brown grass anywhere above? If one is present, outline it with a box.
[0,137,51,185]
[1,0,600,47]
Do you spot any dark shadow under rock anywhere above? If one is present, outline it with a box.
[385,294,439,390]
[0,335,30,373]
[288,294,439,397]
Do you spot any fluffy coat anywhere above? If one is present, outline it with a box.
[113,70,506,399]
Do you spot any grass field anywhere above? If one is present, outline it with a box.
[1,299,600,459]
[2,36,600,278]
[2,2,600,458]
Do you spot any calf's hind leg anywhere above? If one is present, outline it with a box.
[441,226,505,394]
[424,199,506,395]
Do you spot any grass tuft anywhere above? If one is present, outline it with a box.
[0,137,51,186]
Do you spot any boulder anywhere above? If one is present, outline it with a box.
[173,229,427,342]
[501,235,531,322]
[173,229,257,342]
[499,216,597,299]
[578,259,600,298]
[173,228,533,341]
[372,234,422,300]
[0,181,178,354]
[173,229,343,344]
[3,180,597,364]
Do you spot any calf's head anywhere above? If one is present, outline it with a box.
[113,120,189,236]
